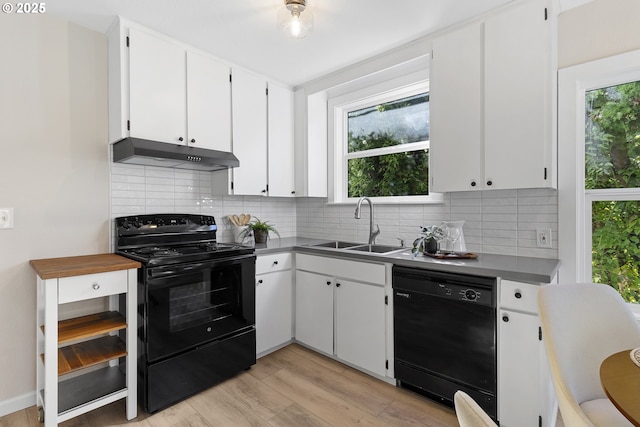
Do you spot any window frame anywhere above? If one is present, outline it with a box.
[558,48,640,314]
[327,73,442,204]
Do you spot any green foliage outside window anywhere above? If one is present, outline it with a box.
[347,132,429,198]
[586,81,640,302]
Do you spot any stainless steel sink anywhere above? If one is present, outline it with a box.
[346,244,405,254]
[311,241,362,249]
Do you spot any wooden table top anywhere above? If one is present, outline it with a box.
[600,349,640,427]
[30,253,141,279]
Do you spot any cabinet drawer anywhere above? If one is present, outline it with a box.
[58,270,128,304]
[499,280,540,314]
[296,253,385,285]
[256,252,292,275]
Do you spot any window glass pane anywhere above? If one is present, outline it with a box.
[348,149,429,197]
[592,200,640,303]
[347,93,429,154]
[585,81,640,189]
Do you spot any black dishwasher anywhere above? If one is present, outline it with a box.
[393,266,497,421]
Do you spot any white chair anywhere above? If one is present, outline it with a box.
[454,390,497,427]
[538,283,640,427]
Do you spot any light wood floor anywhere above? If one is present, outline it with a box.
[1,343,459,427]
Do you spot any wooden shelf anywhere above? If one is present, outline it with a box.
[51,311,127,344]
[41,335,127,376]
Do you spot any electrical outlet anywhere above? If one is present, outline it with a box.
[536,228,552,248]
[0,208,14,229]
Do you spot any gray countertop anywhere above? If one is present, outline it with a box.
[251,237,560,284]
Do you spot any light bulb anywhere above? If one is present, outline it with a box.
[278,1,313,39]
[290,14,302,38]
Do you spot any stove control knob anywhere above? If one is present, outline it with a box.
[180,217,188,225]
[133,218,142,228]
[121,219,131,230]
[465,289,477,301]
[155,218,164,226]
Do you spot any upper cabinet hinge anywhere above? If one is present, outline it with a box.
[385,360,389,369]
[126,36,129,47]
[539,326,542,341]
[266,88,269,96]
[127,120,130,131]
[229,74,232,83]
[539,415,542,427]
[544,7,548,20]
[544,167,548,180]
[231,182,234,190]
[385,295,389,305]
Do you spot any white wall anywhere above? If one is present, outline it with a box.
[558,0,640,68]
[0,14,109,414]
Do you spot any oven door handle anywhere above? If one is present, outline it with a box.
[148,263,210,279]
[147,254,254,279]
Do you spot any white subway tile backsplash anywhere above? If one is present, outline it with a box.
[110,164,558,259]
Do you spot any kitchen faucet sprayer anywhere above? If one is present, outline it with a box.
[354,197,380,245]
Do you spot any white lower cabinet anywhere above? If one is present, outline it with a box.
[498,280,555,427]
[295,270,334,355]
[255,253,293,355]
[335,279,386,377]
[295,253,388,377]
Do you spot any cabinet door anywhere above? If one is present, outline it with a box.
[336,279,386,377]
[295,270,333,355]
[484,0,551,189]
[129,28,186,144]
[256,270,292,355]
[429,23,482,193]
[231,68,268,195]
[498,309,541,427]
[186,51,231,151]
[268,82,295,197]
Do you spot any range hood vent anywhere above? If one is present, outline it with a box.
[112,137,239,171]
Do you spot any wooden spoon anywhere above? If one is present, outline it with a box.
[230,215,240,226]
[244,214,251,225]
[239,214,247,225]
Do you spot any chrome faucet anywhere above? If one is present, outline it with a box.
[354,197,380,245]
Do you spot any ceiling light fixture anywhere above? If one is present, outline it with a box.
[278,0,313,39]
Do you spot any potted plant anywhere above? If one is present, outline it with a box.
[412,225,445,255]
[240,217,280,244]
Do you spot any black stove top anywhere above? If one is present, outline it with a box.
[115,214,254,266]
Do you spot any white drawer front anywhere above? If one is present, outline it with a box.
[296,253,386,285]
[499,280,540,314]
[58,270,128,304]
[256,252,292,275]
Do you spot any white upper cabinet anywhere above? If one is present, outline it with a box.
[484,0,553,190]
[110,23,232,150]
[230,68,268,195]
[268,82,295,197]
[214,71,296,197]
[429,23,483,192]
[430,0,556,192]
[186,51,231,151]
[128,28,186,145]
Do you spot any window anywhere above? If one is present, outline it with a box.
[559,49,640,310]
[329,77,441,204]
[585,81,640,303]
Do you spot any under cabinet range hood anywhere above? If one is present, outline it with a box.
[112,137,239,171]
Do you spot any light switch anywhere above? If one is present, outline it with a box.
[0,208,14,229]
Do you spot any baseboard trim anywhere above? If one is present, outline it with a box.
[0,391,36,418]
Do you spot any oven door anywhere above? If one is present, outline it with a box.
[143,253,255,362]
